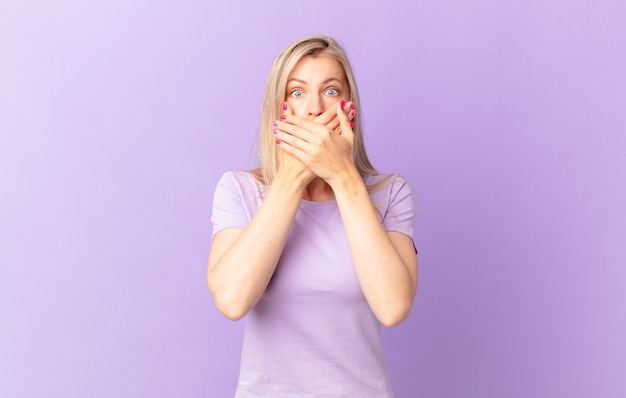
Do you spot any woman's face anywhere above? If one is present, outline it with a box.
[285,55,350,119]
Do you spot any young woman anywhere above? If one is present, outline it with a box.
[207,34,418,397]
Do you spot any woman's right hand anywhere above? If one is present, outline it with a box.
[275,102,317,186]
[208,101,356,320]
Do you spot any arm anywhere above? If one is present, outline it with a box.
[207,166,310,320]
[331,172,418,327]
[207,103,353,320]
[272,103,418,326]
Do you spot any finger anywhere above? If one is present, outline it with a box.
[337,103,355,140]
[313,100,343,126]
[272,121,317,153]
[275,134,308,163]
[327,117,340,132]
[279,114,332,138]
[281,101,353,134]
[276,102,317,141]
[314,98,353,126]
[348,107,356,129]
[330,101,356,131]
[277,102,290,162]
[346,102,355,121]
[282,101,294,116]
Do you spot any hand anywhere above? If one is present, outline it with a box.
[313,100,356,133]
[274,103,316,185]
[274,101,355,184]
[272,101,357,184]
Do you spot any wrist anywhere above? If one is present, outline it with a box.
[275,166,311,192]
[327,167,365,197]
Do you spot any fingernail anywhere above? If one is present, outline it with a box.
[273,121,278,126]
[275,139,281,144]
[280,115,287,120]
[282,102,287,111]
[340,100,345,111]
[349,109,355,117]
[348,102,354,109]
[272,129,278,134]
[350,121,355,128]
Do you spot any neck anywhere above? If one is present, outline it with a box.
[303,177,334,202]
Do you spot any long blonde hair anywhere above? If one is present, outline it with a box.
[251,34,378,186]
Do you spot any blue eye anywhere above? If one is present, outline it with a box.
[291,89,303,98]
[325,88,339,96]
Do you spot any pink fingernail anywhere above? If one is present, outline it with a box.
[275,139,281,144]
[348,102,354,109]
[280,115,287,120]
[350,121,355,128]
[340,100,345,111]
[273,121,278,126]
[272,129,278,134]
[349,109,355,117]
[282,102,287,111]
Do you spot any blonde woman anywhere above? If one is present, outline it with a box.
[207,34,418,397]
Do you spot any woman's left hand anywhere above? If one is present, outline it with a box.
[273,101,357,184]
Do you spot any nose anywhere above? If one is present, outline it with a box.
[306,95,324,118]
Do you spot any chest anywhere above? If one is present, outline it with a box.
[263,204,364,302]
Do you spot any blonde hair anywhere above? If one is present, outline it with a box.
[251,34,378,186]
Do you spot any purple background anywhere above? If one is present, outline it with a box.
[1,1,625,397]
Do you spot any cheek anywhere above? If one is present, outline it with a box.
[285,99,308,117]
[323,96,344,109]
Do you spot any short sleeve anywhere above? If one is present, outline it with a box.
[381,175,415,239]
[211,172,254,239]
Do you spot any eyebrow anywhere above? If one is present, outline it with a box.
[287,77,344,85]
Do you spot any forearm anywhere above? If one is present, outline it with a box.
[330,170,416,327]
[208,172,307,320]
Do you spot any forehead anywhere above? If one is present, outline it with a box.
[288,55,345,81]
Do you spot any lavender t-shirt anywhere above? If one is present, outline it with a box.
[211,171,415,398]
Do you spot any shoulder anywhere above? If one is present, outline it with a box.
[364,173,413,198]
[365,173,416,236]
[364,173,415,216]
[213,171,267,205]
[216,171,265,193]
[363,172,409,185]
[218,170,259,186]
[211,171,266,229]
